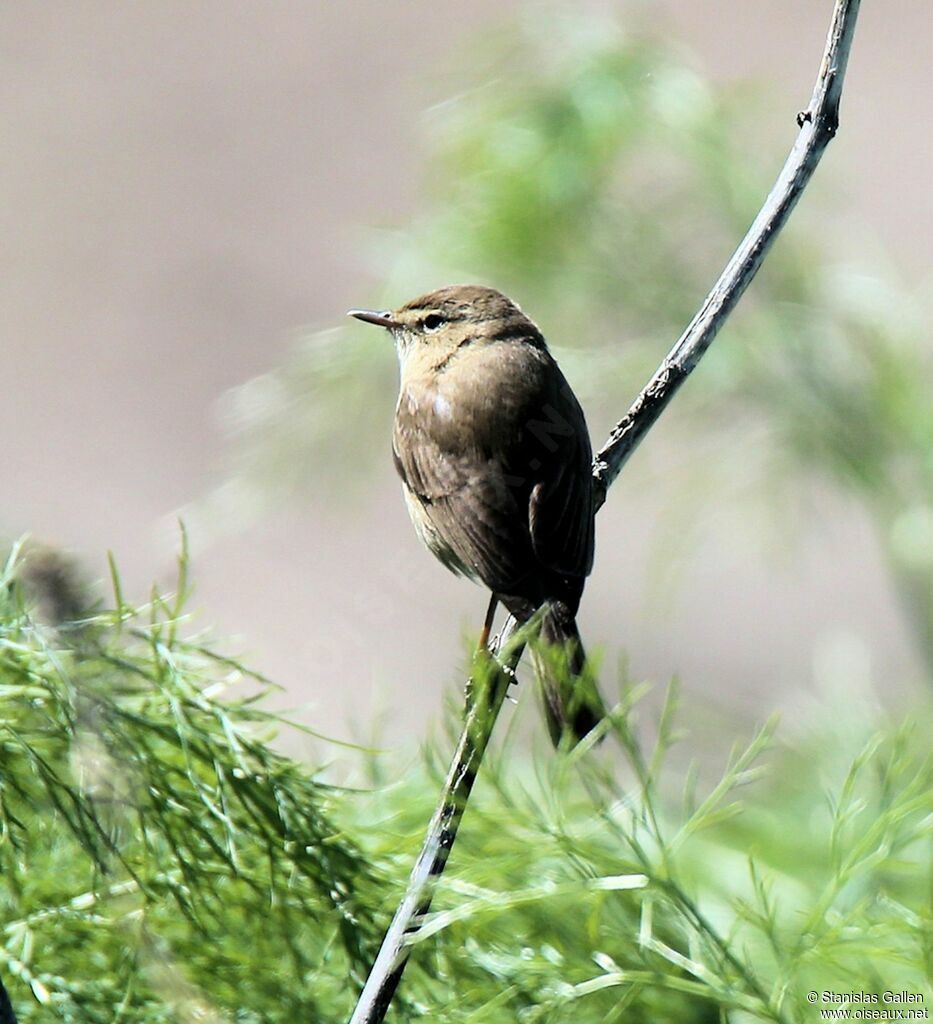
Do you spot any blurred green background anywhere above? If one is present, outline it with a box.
[1,2,930,1021]
[2,0,931,744]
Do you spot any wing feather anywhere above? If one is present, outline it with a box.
[392,340,594,599]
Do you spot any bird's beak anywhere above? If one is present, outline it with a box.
[348,309,399,329]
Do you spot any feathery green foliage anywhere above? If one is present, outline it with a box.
[0,540,382,1021]
[1,540,930,1020]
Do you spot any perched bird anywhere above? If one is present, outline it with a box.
[350,285,605,745]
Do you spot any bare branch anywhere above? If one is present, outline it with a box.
[592,0,861,505]
[349,619,525,1024]
[348,1,862,1020]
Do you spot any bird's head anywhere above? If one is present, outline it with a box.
[349,284,543,368]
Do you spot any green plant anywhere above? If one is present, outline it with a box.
[1,542,929,1021]
[0,540,380,1021]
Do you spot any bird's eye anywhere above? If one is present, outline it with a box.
[423,314,444,332]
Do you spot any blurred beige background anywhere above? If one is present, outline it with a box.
[2,2,929,748]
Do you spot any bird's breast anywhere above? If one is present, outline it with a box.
[397,342,552,455]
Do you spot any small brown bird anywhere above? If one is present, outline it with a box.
[350,285,604,745]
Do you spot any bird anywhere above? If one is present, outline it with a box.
[349,284,605,745]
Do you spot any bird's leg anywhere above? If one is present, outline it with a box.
[478,592,499,653]
[466,594,499,713]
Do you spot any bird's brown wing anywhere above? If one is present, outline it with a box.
[525,373,595,582]
[393,411,537,592]
[392,344,594,597]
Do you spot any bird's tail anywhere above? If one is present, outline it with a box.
[533,601,606,747]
